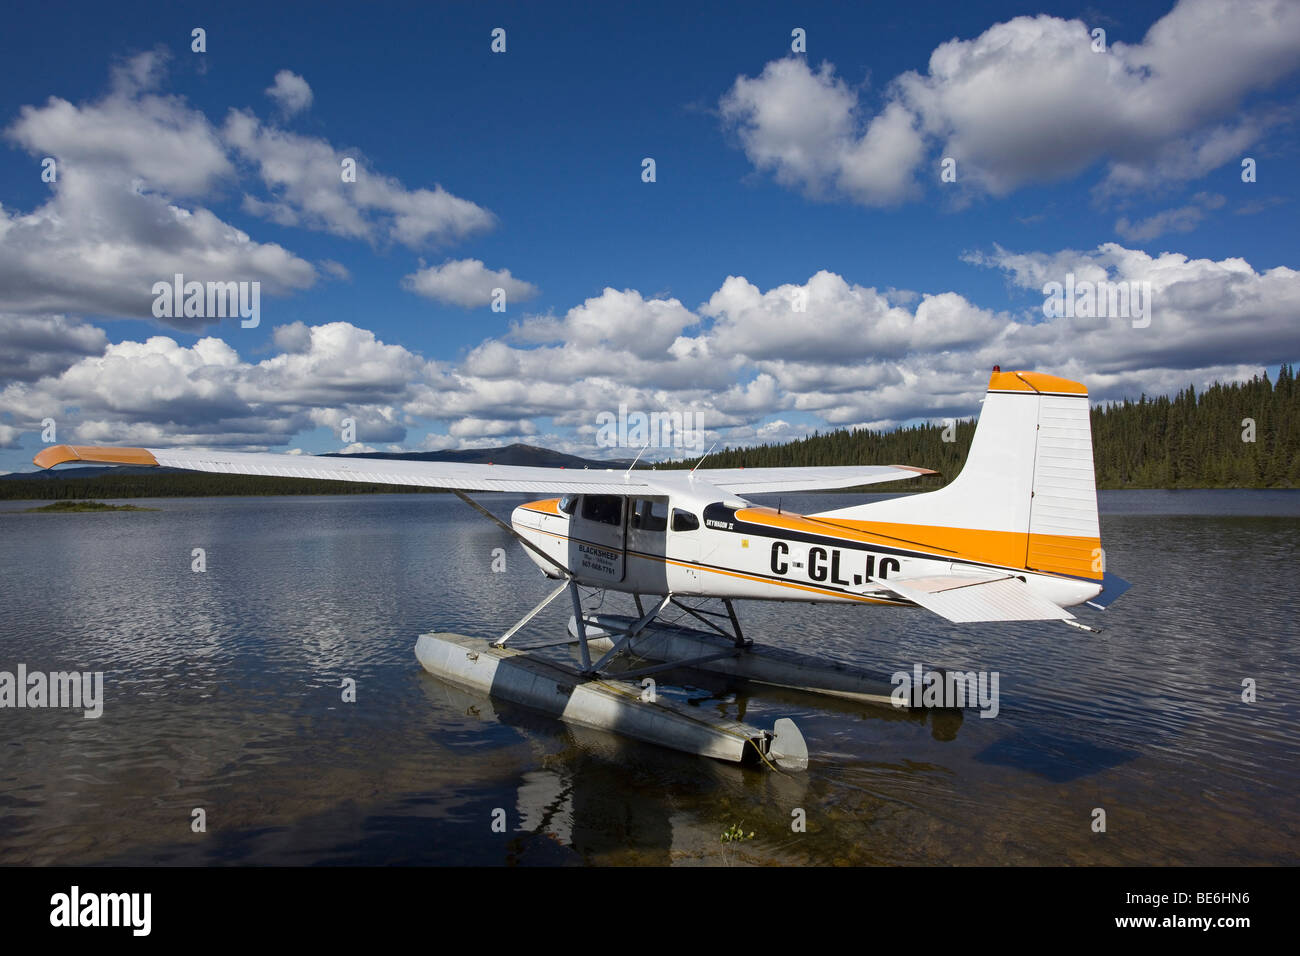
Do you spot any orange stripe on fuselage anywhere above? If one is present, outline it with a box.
[522,500,1101,582]
[736,507,1101,581]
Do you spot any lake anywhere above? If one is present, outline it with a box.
[1,490,1297,865]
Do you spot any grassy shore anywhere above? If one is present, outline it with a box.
[19,500,159,513]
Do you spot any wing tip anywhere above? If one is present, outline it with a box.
[889,465,940,476]
[33,445,158,470]
[33,445,80,469]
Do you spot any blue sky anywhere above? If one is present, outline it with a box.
[1,0,1297,472]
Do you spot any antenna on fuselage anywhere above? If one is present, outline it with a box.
[625,440,651,477]
[690,442,718,477]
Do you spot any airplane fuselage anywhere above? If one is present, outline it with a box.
[511,493,1102,610]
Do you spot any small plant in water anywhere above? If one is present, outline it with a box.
[719,821,755,867]
[720,822,754,843]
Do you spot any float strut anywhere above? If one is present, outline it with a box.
[723,599,748,648]
[588,593,673,674]
[569,582,593,672]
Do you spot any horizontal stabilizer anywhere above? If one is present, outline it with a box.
[1086,572,1132,610]
[881,574,1075,623]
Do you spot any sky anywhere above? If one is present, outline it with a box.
[0,0,1297,473]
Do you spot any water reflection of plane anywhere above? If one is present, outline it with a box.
[419,667,970,863]
[419,674,812,864]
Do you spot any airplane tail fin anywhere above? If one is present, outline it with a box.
[812,369,1103,581]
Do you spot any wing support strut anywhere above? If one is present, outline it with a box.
[450,492,589,659]
[496,580,570,647]
[452,490,571,580]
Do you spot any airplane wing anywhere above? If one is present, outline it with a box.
[876,573,1076,623]
[31,445,934,496]
[32,445,661,495]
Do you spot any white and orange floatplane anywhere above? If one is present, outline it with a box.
[34,368,1129,768]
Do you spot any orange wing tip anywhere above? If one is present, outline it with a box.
[33,445,80,469]
[890,465,939,476]
[33,445,159,470]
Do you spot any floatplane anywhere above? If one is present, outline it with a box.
[34,368,1129,768]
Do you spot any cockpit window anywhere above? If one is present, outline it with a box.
[630,498,668,533]
[671,508,699,532]
[558,494,577,515]
[580,494,623,526]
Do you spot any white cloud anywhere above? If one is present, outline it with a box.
[0,315,109,382]
[0,168,317,324]
[1115,192,1225,241]
[2,245,1294,458]
[0,53,316,325]
[265,70,313,116]
[967,242,1300,373]
[721,0,1300,204]
[449,417,539,439]
[271,321,313,354]
[720,58,857,196]
[224,110,496,247]
[701,271,1005,363]
[403,259,538,308]
[720,58,924,206]
[7,51,232,197]
[0,51,500,327]
[507,288,697,355]
[319,259,351,280]
[247,322,427,407]
[0,322,430,448]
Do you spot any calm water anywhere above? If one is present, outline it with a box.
[0,490,1296,865]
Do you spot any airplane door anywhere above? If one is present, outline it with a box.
[571,494,626,583]
[668,504,702,591]
[626,498,671,593]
